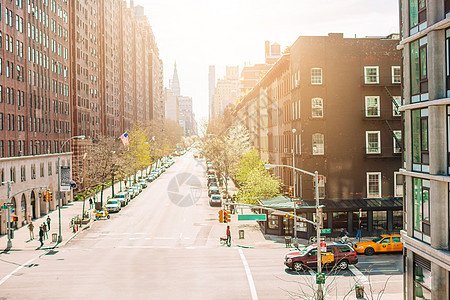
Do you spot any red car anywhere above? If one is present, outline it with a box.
[285,242,358,272]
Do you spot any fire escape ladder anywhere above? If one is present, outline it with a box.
[384,86,399,110]
[385,119,402,151]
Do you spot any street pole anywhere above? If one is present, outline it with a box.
[292,128,296,239]
[5,181,12,248]
[315,171,323,300]
[57,156,62,243]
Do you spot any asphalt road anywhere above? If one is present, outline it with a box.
[0,153,403,299]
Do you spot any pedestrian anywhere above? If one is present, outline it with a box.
[89,198,93,209]
[356,229,362,240]
[39,225,44,247]
[28,222,34,240]
[226,225,231,247]
[46,216,51,230]
[42,223,48,239]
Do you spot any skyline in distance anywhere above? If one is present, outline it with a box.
[134,0,400,125]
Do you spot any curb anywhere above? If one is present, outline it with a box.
[60,219,96,247]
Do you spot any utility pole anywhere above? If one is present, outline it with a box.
[315,171,324,300]
[292,128,297,239]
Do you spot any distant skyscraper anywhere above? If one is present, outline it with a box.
[209,66,216,121]
[170,62,181,96]
[213,66,240,117]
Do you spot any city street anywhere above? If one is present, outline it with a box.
[0,153,403,299]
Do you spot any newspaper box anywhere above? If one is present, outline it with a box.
[321,252,334,264]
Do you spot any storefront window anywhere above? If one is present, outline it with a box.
[393,210,403,230]
[413,178,430,243]
[268,214,279,230]
[297,212,308,232]
[412,108,429,172]
[332,212,347,232]
[373,211,387,230]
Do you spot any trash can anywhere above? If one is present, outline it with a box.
[239,230,245,239]
[52,233,58,243]
[355,284,364,299]
[285,236,292,247]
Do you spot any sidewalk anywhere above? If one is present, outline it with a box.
[0,181,122,251]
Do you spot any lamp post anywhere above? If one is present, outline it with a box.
[2,181,14,248]
[57,135,85,243]
[291,128,297,239]
[265,163,324,299]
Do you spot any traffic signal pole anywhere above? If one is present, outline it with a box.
[5,181,12,248]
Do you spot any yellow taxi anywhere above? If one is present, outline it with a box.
[354,234,403,256]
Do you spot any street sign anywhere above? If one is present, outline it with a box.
[320,242,327,252]
[238,214,267,221]
[1,205,7,209]
[316,273,326,284]
[320,228,331,234]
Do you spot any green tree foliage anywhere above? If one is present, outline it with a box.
[236,149,282,204]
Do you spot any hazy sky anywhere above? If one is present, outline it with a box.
[134,0,400,124]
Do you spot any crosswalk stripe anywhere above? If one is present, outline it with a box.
[349,265,369,284]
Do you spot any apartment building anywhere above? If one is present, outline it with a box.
[0,0,164,236]
[234,33,403,238]
[399,1,450,299]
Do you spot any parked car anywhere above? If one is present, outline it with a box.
[125,188,136,199]
[208,181,218,188]
[133,184,142,193]
[146,175,155,182]
[105,199,121,213]
[208,176,217,185]
[284,243,358,272]
[209,194,222,207]
[138,179,148,189]
[208,186,220,197]
[353,234,403,256]
[115,192,130,206]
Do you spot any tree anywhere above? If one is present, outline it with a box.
[121,125,152,184]
[236,149,282,204]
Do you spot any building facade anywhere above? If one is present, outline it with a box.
[234,33,403,238]
[213,65,239,117]
[399,0,450,299]
[209,65,215,121]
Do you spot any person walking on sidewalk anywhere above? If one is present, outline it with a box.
[28,222,34,240]
[46,216,51,230]
[226,225,231,247]
[39,225,44,247]
[42,223,48,239]
[89,198,93,209]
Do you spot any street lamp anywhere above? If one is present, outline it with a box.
[291,128,297,239]
[265,163,324,299]
[57,135,85,243]
[2,181,14,248]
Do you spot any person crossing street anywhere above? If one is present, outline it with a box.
[226,225,231,247]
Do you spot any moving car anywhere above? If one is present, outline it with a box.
[353,234,403,256]
[284,243,358,271]
[209,194,222,207]
[105,199,121,213]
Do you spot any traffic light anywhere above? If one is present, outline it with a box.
[225,210,231,223]
[12,215,18,222]
[288,186,294,198]
[48,191,52,202]
[218,209,224,223]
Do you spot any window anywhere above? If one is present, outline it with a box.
[267,214,279,230]
[414,255,431,299]
[312,133,324,155]
[393,130,402,153]
[314,175,325,199]
[48,162,52,176]
[410,37,428,102]
[412,108,429,172]
[393,211,403,231]
[365,96,380,117]
[391,66,401,84]
[409,0,427,34]
[413,178,430,242]
[332,212,347,232]
[366,131,381,154]
[364,66,379,84]
[31,164,36,179]
[20,165,26,182]
[311,68,322,85]
[392,96,402,116]
[311,98,323,118]
[367,172,381,198]
[40,163,44,177]
[394,172,404,197]
[373,211,387,230]
[10,167,16,182]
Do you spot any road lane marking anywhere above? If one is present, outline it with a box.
[349,265,369,284]
[238,248,258,300]
[0,251,46,287]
